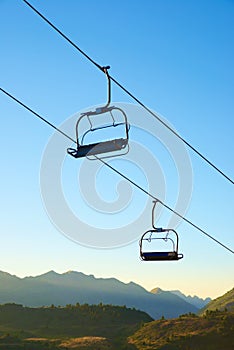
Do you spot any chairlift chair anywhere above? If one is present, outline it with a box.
[139,201,183,261]
[67,66,130,159]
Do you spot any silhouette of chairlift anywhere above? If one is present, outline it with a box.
[140,201,183,261]
[67,66,130,159]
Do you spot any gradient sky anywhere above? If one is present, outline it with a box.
[0,0,233,299]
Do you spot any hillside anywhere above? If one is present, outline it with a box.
[0,270,198,319]
[0,303,152,349]
[200,287,234,314]
[1,304,233,350]
[128,310,234,350]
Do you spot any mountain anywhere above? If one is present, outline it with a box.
[170,289,211,308]
[150,287,211,309]
[128,310,234,350]
[0,270,198,319]
[200,287,234,315]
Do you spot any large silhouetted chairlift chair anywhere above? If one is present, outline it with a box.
[67,66,130,159]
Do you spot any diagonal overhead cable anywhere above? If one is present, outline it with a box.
[22,0,234,185]
[0,87,233,254]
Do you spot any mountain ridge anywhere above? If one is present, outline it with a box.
[171,289,211,308]
[151,287,211,308]
[0,270,199,319]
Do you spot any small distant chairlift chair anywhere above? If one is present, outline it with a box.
[139,201,184,261]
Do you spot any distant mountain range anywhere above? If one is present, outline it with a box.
[151,287,211,309]
[155,290,211,309]
[170,290,211,308]
[0,270,209,319]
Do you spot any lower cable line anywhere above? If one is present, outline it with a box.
[0,87,233,254]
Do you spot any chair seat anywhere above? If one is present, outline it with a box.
[141,251,179,261]
[67,138,128,158]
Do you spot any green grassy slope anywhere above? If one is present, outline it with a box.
[200,287,234,314]
[128,311,234,350]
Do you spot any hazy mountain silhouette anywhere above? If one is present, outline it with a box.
[0,270,199,319]
[151,287,211,308]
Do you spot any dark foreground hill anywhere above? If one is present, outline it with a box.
[0,303,152,349]
[200,287,234,315]
[0,270,198,319]
[0,304,233,350]
[128,310,234,350]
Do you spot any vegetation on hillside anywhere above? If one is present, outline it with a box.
[199,287,234,314]
[0,303,152,349]
[0,301,234,349]
[0,334,114,349]
[128,310,234,350]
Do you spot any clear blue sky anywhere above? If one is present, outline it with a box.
[0,0,233,299]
